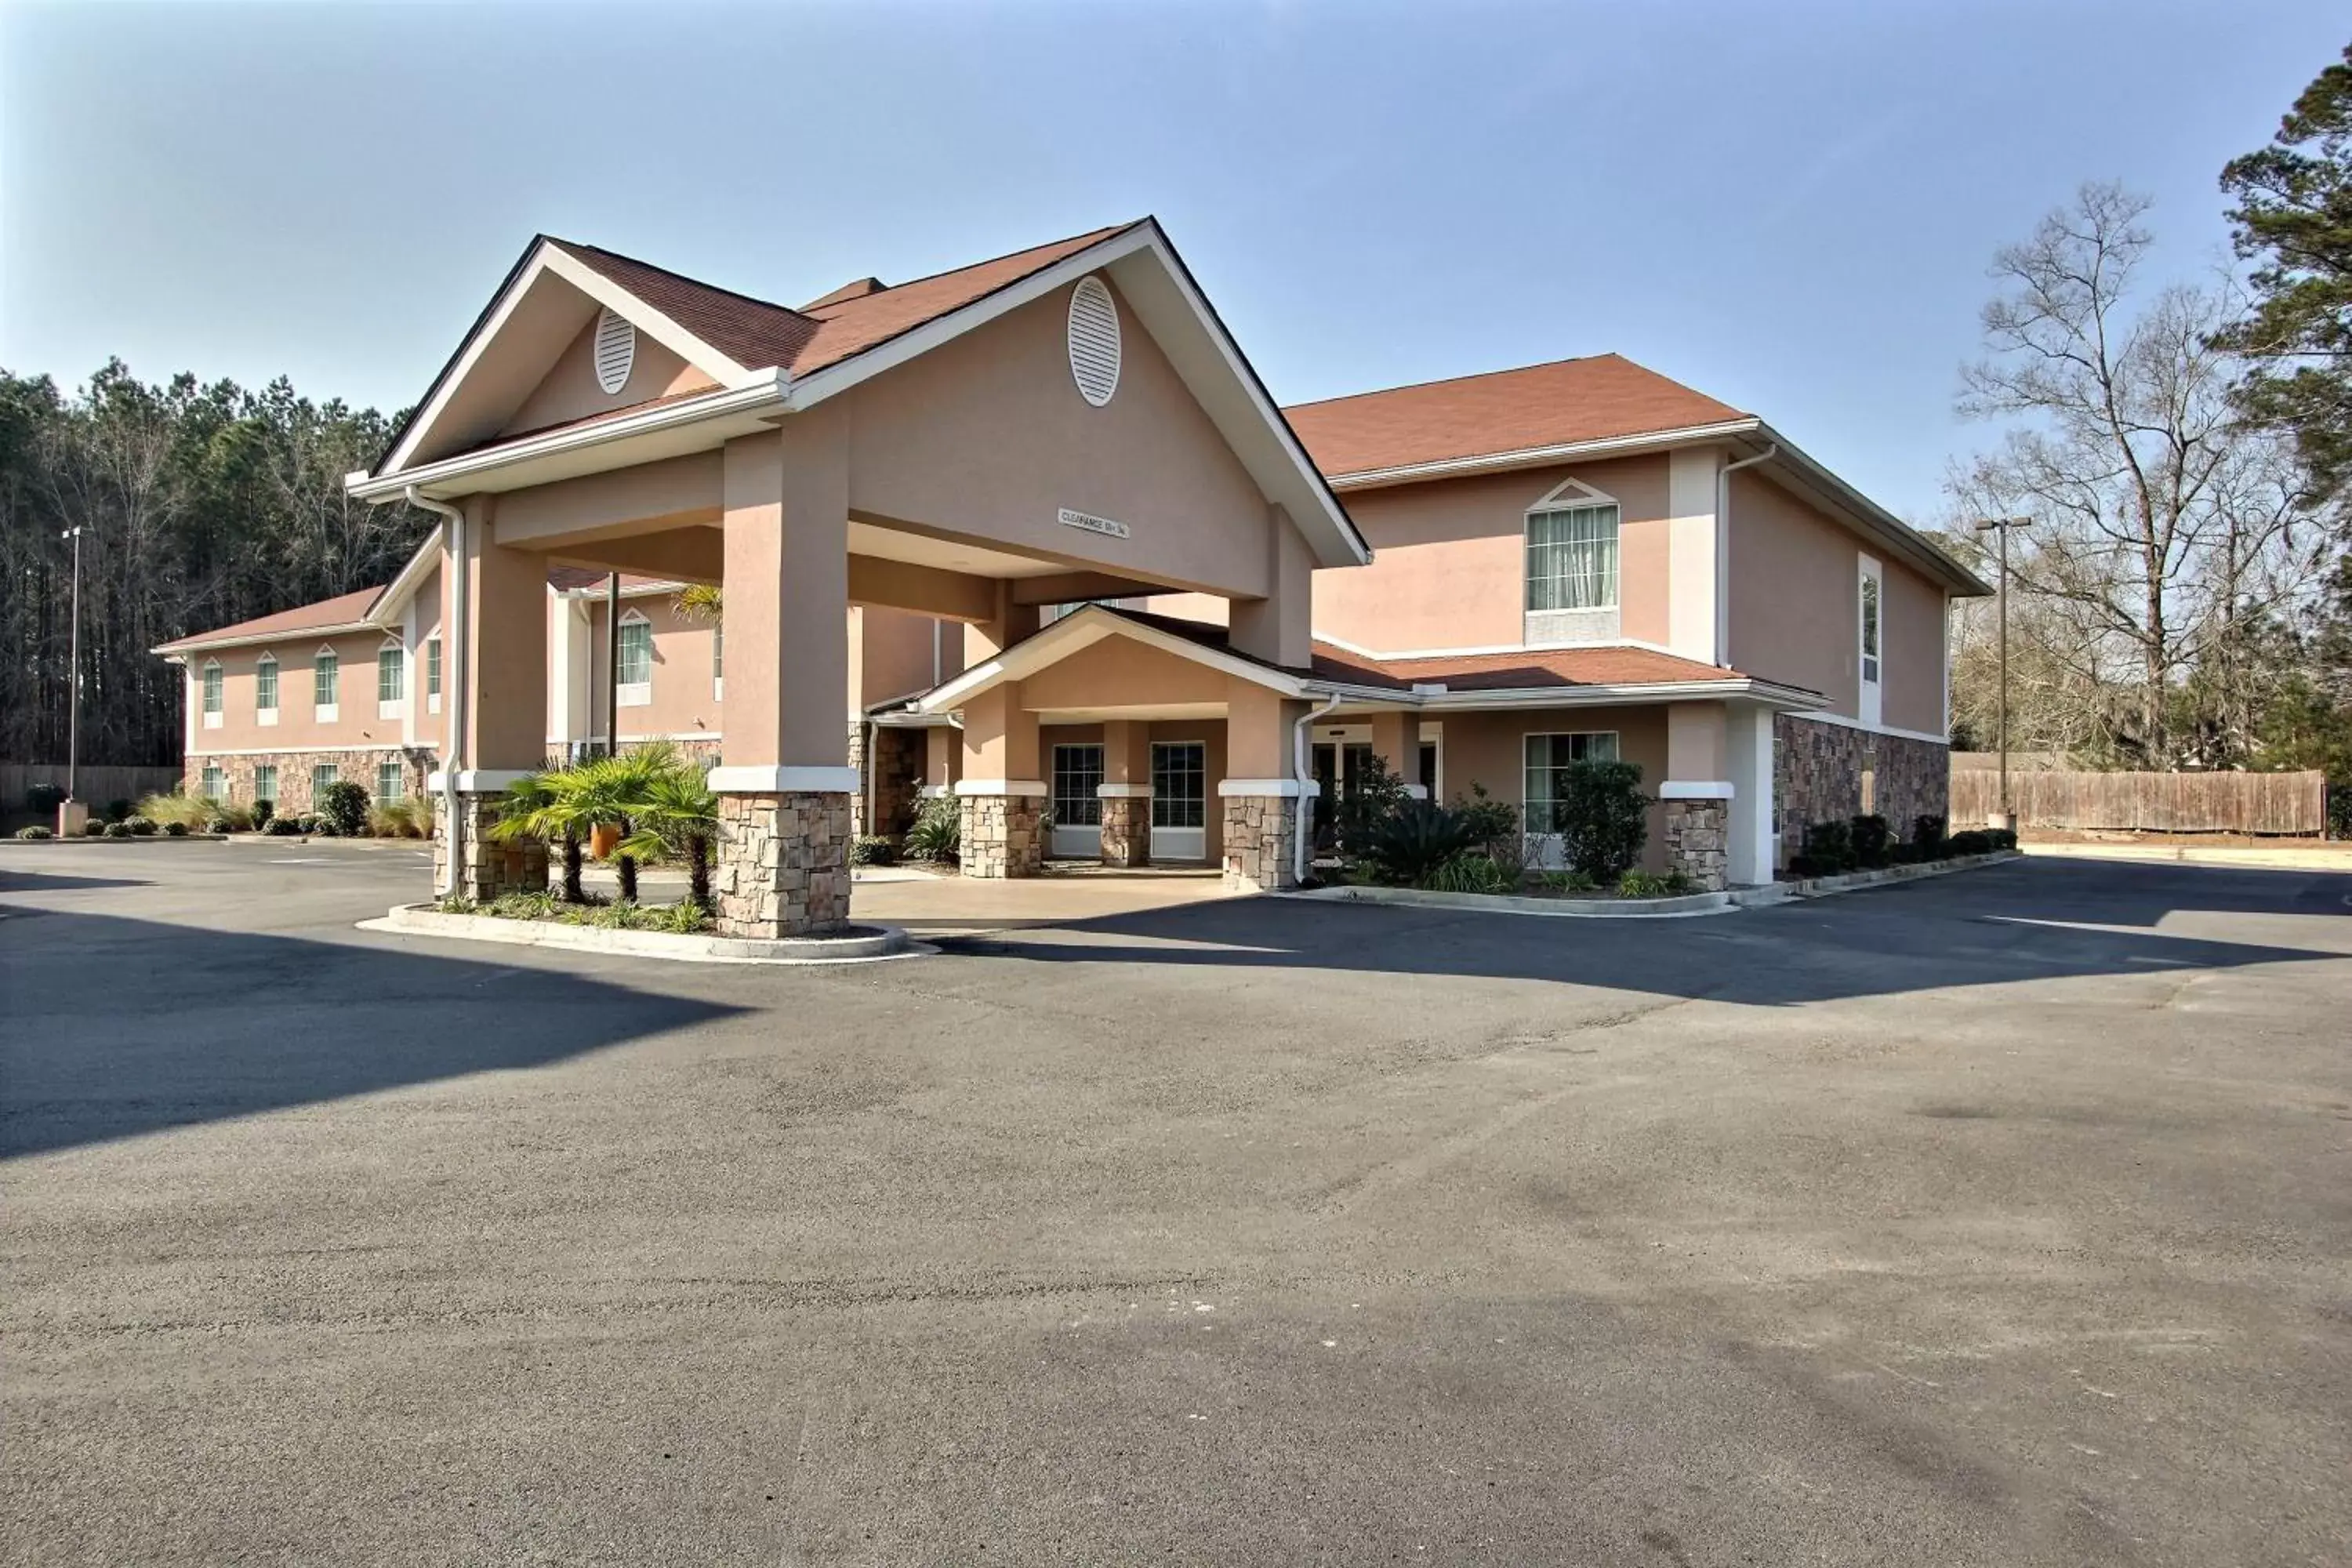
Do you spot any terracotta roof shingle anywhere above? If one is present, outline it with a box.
[1283,354,1746,480]
[153,586,385,653]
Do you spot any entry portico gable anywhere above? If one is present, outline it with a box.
[349,219,1366,934]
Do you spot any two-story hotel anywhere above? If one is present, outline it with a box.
[156,219,1986,933]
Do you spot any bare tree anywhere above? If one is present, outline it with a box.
[1950,183,2322,767]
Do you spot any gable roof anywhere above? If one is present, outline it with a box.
[153,587,388,655]
[353,220,1370,572]
[1285,354,1747,481]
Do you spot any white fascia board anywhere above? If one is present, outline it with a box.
[913,606,1307,713]
[782,221,1370,572]
[378,241,764,478]
[1323,419,1766,492]
[366,522,447,628]
[350,376,786,503]
[1392,678,1826,713]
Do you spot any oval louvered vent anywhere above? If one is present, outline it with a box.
[592,308,636,394]
[1066,277,1120,407]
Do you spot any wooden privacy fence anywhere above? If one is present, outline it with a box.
[0,763,183,809]
[1950,768,2329,836]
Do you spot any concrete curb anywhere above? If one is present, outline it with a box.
[1277,851,2019,920]
[365,903,928,966]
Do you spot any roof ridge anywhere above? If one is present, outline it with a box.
[1285,352,1744,416]
[545,236,816,324]
[808,220,1145,313]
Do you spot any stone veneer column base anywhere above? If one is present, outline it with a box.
[435,795,548,902]
[714,790,853,936]
[960,793,1044,879]
[1098,795,1149,868]
[1662,798,1730,892]
[1221,794,1306,893]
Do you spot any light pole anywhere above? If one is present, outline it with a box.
[59,524,87,834]
[1973,516,2031,830]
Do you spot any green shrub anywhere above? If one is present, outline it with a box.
[1911,814,1948,857]
[26,783,66,814]
[138,792,212,829]
[1360,800,1478,885]
[1551,760,1649,881]
[263,816,303,837]
[1451,782,1521,853]
[81,818,105,837]
[1986,826,2018,851]
[103,799,132,823]
[1617,869,1693,898]
[1850,814,1892,869]
[163,820,189,837]
[367,797,427,839]
[1424,851,1515,895]
[850,834,899,866]
[252,799,274,830]
[902,793,960,862]
[1534,867,1599,894]
[103,820,132,838]
[1947,829,1993,856]
[1332,754,1412,853]
[123,815,158,837]
[1791,819,1856,877]
[318,781,372,837]
[16,824,54,840]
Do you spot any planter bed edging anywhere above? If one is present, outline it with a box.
[366,902,925,965]
[1279,850,2018,920]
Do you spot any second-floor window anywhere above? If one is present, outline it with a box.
[1860,572,1882,684]
[425,636,442,713]
[1526,502,1620,613]
[377,641,406,712]
[617,612,652,705]
[314,650,339,715]
[201,660,223,726]
[255,653,278,714]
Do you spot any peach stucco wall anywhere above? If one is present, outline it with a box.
[187,628,416,754]
[838,278,1292,602]
[1725,471,1947,735]
[581,593,722,744]
[1425,705,1673,873]
[499,315,717,439]
[1018,633,1232,713]
[1311,455,1671,653]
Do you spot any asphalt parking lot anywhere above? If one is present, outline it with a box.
[3,841,2348,1566]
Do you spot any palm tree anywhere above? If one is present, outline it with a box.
[487,771,583,902]
[488,752,662,902]
[673,584,722,622]
[617,750,722,911]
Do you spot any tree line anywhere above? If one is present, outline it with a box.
[0,365,434,766]
[1942,42,2352,787]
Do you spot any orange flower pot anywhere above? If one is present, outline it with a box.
[590,824,622,860]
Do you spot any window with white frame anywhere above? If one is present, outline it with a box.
[376,759,403,804]
[377,639,405,717]
[711,621,723,699]
[1860,573,1882,684]
[1857,554,1885,727]
[1150,742,1206,829]
[314,649,339,717]
[1526,497,1620,613]
[255,653,278,714]
[201,659,223,728]
[201,763,225,802]
[1051,744,1104,827]
[425,636,441,713]
[616,611,652,705]
[1522,731,1621,835]
[252,764,277,808]
[310,762,338,800]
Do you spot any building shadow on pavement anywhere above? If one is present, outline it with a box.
[926,857,2351,1008]
[0,906,746,1159]
[0,866,154,895]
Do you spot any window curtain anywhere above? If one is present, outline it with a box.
[1526,504,1621,612]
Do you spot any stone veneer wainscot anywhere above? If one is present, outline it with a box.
[1773,717,1950,867]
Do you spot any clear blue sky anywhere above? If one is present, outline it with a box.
[3,2,2342,522]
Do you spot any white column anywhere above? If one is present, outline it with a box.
[1726,703,1776,885]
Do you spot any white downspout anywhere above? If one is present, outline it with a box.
[1292,691,1343,886]
[408,488,469,898]
[1714,444,1777,666]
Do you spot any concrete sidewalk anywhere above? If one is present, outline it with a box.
[2024,840,2352,872]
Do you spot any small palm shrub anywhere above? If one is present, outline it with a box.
[851,834,898,866]
[1360,800,1478,885]
[1553,760,1650,882]
[16,824,53,840]
[902,794,960,862]
[316,781,371,837]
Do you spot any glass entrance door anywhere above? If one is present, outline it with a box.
[1149,741,1207,862]
[1050,743,1104,859]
